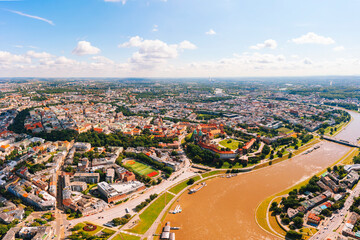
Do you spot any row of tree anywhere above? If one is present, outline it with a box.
[135,194,158,212]
[77,130,176,148]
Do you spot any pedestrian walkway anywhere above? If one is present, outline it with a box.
[166,191,176,196]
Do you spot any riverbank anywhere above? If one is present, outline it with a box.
[254,138,321,170]
[254,110,357,239]
[141,110,357,240]
[191,136,321,172]
[157,139,350,239]
[255,146,359,238]
[133,171,228,239]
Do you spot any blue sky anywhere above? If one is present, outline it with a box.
[0,0,359,77]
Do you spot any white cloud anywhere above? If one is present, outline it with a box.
[2,46,360,78]
[55,56,77,65]
[0,51,31,64]
[205,29,216,35]
[72,41,101,56]
[250,39,277,50]
[39,56,76,66]
[291,32,335,45]
[178,40,197,50]
[26,50,53,59]
[333,46,345,51]
[7,9,54,25]
[152,25,158,32]
[119,36,196,68]
[92,56,115,65]
[104,0,126,4]
[119,36,143,48]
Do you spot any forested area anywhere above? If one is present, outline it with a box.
[8,109,30,133]
[185,144,220,165]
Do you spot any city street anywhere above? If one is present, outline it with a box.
[310,181,360,239]
[69,155,196,228]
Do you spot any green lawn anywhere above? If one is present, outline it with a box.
[113,233,141,240]
[100,228,116,239]
[70,222,107,237]
[219,139,241,150]
[201,170,222,178]
[124,160,159,177]
[323,121,348,136]
[71,223,85,231]
[83,183,97,194]
[277,127,293,134]
[168,176,201,194]
[127,192,175,234]
[301,227,318,240]
[82,222,104,235]
[220,161,256,169]
[182,132,193,144]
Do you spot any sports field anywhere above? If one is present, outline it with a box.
[123,159,159,177]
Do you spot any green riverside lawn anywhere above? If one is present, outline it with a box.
[168,175,201,194]
[127,192,174,234]
[113,233,141,240]
[201,170,222,178]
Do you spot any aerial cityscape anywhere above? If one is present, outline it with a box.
[1,1,360,240]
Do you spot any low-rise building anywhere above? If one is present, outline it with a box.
[72,172,99,184]
[73,142,91,152]
[97,181,145,203]
[106,168,115,183]
[70,181,87,192]
[7,181,55,210]
[307,213,321,226]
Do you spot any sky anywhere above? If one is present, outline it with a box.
[0,0,360,78]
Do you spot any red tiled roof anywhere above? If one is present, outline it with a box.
[308,213,320,221]
[198,142,234,154]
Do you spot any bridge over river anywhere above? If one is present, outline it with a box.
[323,136,360,148]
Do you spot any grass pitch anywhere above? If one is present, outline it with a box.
[124,160,159,177]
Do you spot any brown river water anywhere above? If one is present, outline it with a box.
[163,111,360,240]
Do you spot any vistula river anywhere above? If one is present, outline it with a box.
[163,111,360,240]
